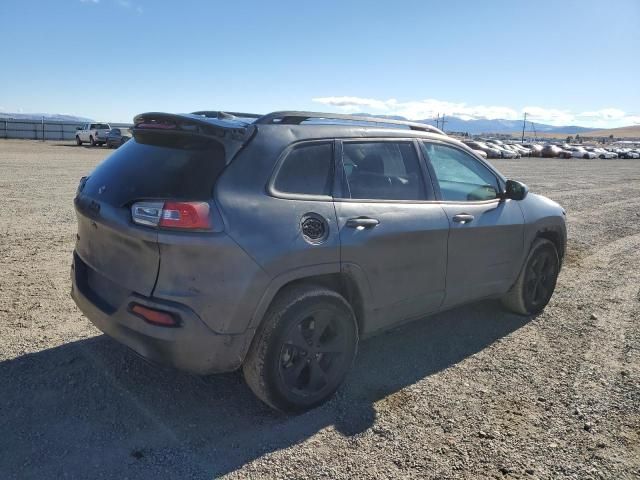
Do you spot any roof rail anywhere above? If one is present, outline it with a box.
[191,111,263,120]
[255,111,445,135]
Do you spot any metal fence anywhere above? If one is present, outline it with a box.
[0,119,131,141]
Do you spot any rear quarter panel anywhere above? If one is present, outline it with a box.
[214,129,342,329]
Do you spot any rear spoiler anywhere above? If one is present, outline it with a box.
[132,112,256,162]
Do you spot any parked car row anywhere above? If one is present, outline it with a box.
[606,147,640,159]
[75,123,131,148]
[463,139,535,159]
[463,138,640,159]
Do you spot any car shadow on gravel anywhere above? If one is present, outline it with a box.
[0,300,532,479]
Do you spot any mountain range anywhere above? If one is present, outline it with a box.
[354,113,595,135]
[0,111,600,135]
[0,112,93,123]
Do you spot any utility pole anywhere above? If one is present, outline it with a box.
[521,112,527,143]
[440,115,447,132]
[434,113,440,129]
[532,122,537,142]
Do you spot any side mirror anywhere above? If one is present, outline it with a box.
[504,179,528,200]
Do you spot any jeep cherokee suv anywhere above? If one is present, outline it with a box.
[71,110,566,412]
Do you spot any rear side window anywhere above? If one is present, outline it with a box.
[82,136,226,205]
[340,141,427,200]
[273,142,333,196]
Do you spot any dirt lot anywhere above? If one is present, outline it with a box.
[0,140,638,479]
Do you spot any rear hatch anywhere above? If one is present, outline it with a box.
[74,112,254,308]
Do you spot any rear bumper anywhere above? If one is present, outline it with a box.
[70,252,253,374]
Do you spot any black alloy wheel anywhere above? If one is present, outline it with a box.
[278,307,349,397]
[522,246,559,312]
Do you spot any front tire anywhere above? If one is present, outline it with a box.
[76,135,82,146]
[502,238,559,315]
[243,285,358,413]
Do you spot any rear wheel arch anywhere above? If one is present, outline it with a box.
[243,282,359,412]
[260,273,366,336]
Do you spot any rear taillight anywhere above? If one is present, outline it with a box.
[131,201,211,230]
[131,304,178,327]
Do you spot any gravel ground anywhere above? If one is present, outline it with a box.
[0,140,638,479]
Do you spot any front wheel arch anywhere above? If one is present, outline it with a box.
[502,237,559,315]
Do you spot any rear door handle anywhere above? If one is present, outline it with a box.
[452,213,474,224]
[346,217,380,228]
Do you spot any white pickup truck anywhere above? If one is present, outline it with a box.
[75,122,111,147]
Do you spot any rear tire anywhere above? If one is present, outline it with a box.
[76,136,82,146]
[501,238,559,316]
[243,285,358,413]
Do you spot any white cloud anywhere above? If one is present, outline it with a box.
[115,0,142,13]
[522,106,575,125]
[80,0,99,3]
[311,95,639,127]
[312,96,520,122]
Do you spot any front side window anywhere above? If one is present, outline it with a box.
[273,142,333,196]
[340,141,426,200]
[421,142,500,201]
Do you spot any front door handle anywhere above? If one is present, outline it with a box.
[346,217,380,228]
[452,213,474,224]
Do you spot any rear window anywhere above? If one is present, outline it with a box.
[82,136,225,205]
[93,123,110,130]
[272,142,333,196]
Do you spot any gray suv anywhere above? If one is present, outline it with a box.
[71,111,566,412]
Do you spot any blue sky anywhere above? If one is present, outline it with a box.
[1,0,638,127]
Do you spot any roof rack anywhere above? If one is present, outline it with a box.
[191,111,263,120]
[254,111,445,135]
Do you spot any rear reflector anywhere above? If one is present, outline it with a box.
[131,304,178,327]
[131,201,211,230]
